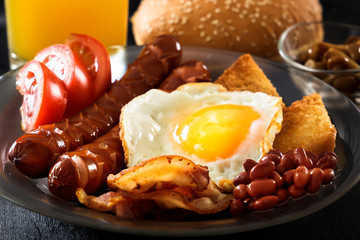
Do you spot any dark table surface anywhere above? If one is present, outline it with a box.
[1,1,360,239]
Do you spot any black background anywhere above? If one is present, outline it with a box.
[0,1,360,239]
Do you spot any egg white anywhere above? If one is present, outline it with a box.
[120,83,283,186]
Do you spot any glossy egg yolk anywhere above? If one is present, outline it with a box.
[174,104,261,162]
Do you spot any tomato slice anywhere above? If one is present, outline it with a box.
[17,60,68,132]
[65,33,111,100]
[34,44,94,116]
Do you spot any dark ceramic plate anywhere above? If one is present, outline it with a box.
[0,46,359,237]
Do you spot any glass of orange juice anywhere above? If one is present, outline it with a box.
[4,0,129,69]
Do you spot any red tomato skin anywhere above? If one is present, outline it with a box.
[66,33,111,100]
[34,44,94,117]
[64,54,94,117]
[17,60,68,132]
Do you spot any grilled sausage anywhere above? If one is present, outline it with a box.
[8,35,182,179]
[48,125,123,201]
[47,59,211,201]
[158,60,211,91]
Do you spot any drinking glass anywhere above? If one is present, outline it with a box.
[4,0,129,69]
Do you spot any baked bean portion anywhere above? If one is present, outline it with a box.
[230,147,337,216]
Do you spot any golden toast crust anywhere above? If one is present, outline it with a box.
[215,54,280,97]
[273,93,337,155]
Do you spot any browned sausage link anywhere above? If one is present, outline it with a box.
[47,59,210,201]
[8,35,182,179]
[159,60,211,91]
[48,125,123,201]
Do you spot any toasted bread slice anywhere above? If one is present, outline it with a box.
[273,93,337,155]
[215,53,336,155]
[215,54,280,97]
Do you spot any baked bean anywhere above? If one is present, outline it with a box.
[294,147,313,169]
[233,171,251,186]
[260,153,281,166]
[249,160,275,180]
[253,196,280,211]
[247,179,276,198]
[288,185,306,198]
[243,159,258,174]
[320,151,338,159]
[280,153,296,170]
[283,169,296,184]
[307,168,324,193]
[294,166,310,189]
[244,198,256,211]
[320,152,338,165]
[323,168,335,184]
[275,188,289,204]
[268,149,283,158]
[231,149,337,215]
[233,184,248,200]
[230,199,245,216]
[306,151,319,165]
[315,154,337,169]
[275,164,286,175]
[271,171,284,188]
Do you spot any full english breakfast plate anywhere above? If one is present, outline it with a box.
[0,46,359,236]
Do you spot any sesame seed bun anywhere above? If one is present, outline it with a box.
[131,0,322,60]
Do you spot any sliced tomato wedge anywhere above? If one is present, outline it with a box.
[17,60,68,132]
[34,44,94,116]
[65,33,111,100]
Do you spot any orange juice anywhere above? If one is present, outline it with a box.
[5,0,129,68]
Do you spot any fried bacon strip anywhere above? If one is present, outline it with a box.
[107,155,210,193]
[76,156,231,218]
[76,189,156,219]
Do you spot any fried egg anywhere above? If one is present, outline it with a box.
[120,83,283,186]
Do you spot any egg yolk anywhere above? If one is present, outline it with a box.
[174,104,260,162]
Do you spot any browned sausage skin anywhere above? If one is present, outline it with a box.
[159,60,211,91]
[47,59,211,201]
[8,35,182,179]
[48,125,124,201]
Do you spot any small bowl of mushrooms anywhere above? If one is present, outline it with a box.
[278,21,360,105]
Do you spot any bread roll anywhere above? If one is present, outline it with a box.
[131,0,322,60]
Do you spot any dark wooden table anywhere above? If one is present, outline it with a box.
[1,1,360,239]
